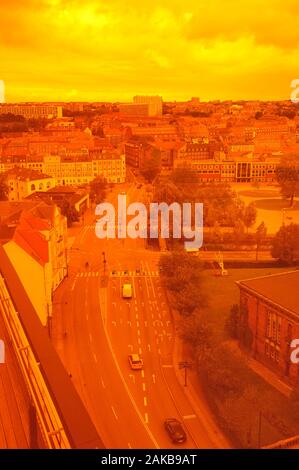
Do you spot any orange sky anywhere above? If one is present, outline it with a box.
[1,0,299,102]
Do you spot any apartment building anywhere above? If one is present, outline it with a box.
[133,96,163,117]
[0,200,68,326]
[0,150,126,185]
[2,168,55,201]
[0,104,63,119]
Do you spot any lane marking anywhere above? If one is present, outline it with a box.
[139,347,142,355]
[138,338,141,345]
[93,353,98,363]
[147,344,151,352]
[183,414,197,420]
[152,374,156,384]
[111,406,118,420]
[141,370,145,378]
[142,383,146,392]
[137,329,141,336]
[136,321,140,328]
[89,333,93,343]
[144,413,149,424]
[143,397,148,407]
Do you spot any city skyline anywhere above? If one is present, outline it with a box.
[1,1,299,102]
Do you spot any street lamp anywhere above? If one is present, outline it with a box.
[178,361,193,387]
[102,251,107,275]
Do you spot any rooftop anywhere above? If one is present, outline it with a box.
[238,270,299,317]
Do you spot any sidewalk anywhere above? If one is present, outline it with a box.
[172,321,232,448]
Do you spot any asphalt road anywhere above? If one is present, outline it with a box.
[52,180,227,448]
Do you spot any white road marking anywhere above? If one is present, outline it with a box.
[135,306,138,312]
[144,321,148,327]
[136,314,139,320]
[137,329,141,336]
[144,413,149,424]
[93,353,98,363]
[139,347,142,355]
[143,397,148,406]
[127,321,132,327]
[147,344,151,352]
[129,374,135,384]
[142,383,146,392]
[89,333,93,343]
[86,312,89,320]
[111,406,118,420]
[138,338,141,345]
[162,364,173,368]
[136,321,140,328]
[152,374,156,384]
[101,378,105,388]
[141,370,145,378]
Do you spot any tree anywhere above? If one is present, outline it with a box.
[271,223,299,264]
[153,180,184,205]
[140,150,161,183]
[59,199,79,227]
[89,176,107,204]
[225,304,240,339]
[276,156,299,207]
[255,221,267,261]
[159,251,207,315]
[243,202,257,233]
[0,176,8,201]
[233,219,246,245]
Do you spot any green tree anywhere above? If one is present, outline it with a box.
[243,202,257,233]
[140,150,161,183]
[233,219,246,245]
[59,199,79,227]
[225,304,240,339]
[0,175,8,201]
[276,157,299,207]
[271,223,299,264]
[89,176,107,204]
[255,221,267,261]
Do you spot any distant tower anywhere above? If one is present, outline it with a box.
[0,80,5,103]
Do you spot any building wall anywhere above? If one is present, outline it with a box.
[240,287,299,387]
[3,241,51,326]
[6,175,55,201]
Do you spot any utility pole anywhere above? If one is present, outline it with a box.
[102,251,107,275]
[178,361,192,387]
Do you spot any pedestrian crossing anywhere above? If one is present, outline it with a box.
[75,270,160,278]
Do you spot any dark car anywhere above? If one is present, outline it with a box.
[164,418,186,444]
[123,269,129,276]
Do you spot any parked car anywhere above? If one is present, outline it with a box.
[164,418,187,444]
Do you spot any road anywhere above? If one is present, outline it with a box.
[52,180,228,448]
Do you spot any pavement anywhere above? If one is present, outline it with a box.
[52,180,231,449]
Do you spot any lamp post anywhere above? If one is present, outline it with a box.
[102,251,107,275]
[178,361,193,387]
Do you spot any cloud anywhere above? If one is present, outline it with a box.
[0,0,298,101]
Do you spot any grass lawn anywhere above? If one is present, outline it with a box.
[202,266,294,343]
[198,266,299,448]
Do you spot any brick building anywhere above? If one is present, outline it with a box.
[237,271,299,387]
